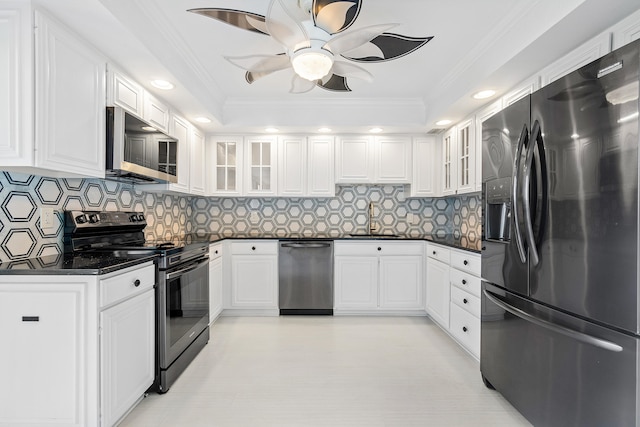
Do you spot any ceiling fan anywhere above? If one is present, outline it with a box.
[188,0,433,93]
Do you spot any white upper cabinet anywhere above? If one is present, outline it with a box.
[455,118,476,195]
[143,91,169,133]
[411,136,439,197]
[335,136,374,183]
[441,128,457,196]
[278,135,306,197]
[106,65,144,117]
[375,135,412,183]
[502,75,539,108]
[540,32,611,87]
[34,10,106,178]
[207,135,243,196]
[245,135,277,196]
[335,135,411,184]
[475,100,502,192]
[0,1,32,167]
[189,127,206,196]
[611,8,640,49]
[307,135,335,197]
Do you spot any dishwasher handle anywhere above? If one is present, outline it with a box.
[280,242,332,249]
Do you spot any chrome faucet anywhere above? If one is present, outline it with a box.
[368,201,377,234]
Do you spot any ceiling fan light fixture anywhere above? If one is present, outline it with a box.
[292,48,334,81]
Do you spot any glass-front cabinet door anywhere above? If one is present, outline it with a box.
[245,136,277,196]
[207,135,243,196]
[442,128,457,196]
[456,117,476,194]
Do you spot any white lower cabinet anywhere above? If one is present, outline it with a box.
[228,240,278,314]
[209,242,223,322]
[426,242,481,359]
[334,241,424,314]
[0,261,155,427]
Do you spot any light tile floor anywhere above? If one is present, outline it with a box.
[119,316,531,427]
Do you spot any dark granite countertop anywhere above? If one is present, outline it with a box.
[192,232,481,253]
[0,253,158,275]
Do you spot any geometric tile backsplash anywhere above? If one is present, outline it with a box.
[0,171,481,263]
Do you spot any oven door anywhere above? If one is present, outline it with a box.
[157,256,209,369]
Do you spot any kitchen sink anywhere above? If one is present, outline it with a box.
[347,233,400,239]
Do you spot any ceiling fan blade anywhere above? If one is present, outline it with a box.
[188,8,269,35]
[324,23,397,55]
[343,33,434,62]
[267,0,310,51]
[225,54,291,73]
[331,61,373,82]
[317,74,351,92]
[312,0,361,35]
[290,75,317,93]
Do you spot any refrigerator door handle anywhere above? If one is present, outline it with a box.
[512,124,528,264]
[522,121,540,266]
[483,289,623,353]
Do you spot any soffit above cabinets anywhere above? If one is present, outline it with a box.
[32,0,640,133]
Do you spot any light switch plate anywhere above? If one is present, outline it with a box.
[41,207,55,229]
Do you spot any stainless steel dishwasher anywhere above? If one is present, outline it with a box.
[279,240,333,315]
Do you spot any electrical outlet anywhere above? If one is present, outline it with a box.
[407,213,414,223]
[413,214,421,225]
[41,208,55,230]
[250,211,259,222]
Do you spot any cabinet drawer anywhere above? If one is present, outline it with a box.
[449,268,481,297]
[426,243,450,263]
[100,263,155,308]
[451,286,480,317]
[335,241,423,256]
[231,240,278,255]
[449,303,480,358]
[209,242,223,260]
[450,250,480,275]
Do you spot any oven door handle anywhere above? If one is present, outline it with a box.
[165,257,209,281]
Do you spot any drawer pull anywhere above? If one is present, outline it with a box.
[215,250,219,254]
[462,279,467,285]
[463,326,468,332]
[464,260,469,265]
[463,298,468,304]
[134,279,141,287]
[377,247,382,251]
[252,246,256,251]
[432,250,436,255]
[22,316,39,322]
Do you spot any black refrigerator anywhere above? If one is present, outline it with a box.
[481,38,640,427]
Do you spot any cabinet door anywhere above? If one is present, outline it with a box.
[143,91,169,132]
[245,136,277,196]
[0,2,33,166]
[100,289,155,427]
[441,128,457,196]
[379,255,423,309]
[231,255,278,308]
[168,114,190,192]
[278,135,306,197]
[34,11,106,178]
[209,256,223,322]
[0,284,88,426]
[475,101,502,192]
[107,65,144,116]
[426,258,450,328]
[334,256,378,309]
[307,135,335,197]
[456,118,476,194]
[411,136,439,197]
[375,136,411,183]
[612,8,640,49]
[207,135,243,196]
[190,127,206,195]
[335,136,374,183]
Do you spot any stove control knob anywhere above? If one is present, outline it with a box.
[129,214,138,222]
[137,214,145,221]
[88,213,100,224]
[76,214,89,224]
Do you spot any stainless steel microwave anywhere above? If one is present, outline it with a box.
[106,107,179,184]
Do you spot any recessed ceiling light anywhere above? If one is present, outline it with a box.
[150,79,174,90]
[265,127,279,133]
[435,119,452,126]
[369,127,383,133]
[473,89,496,100]
[194,117,211,124]
[142,126,157,131]
[317,127,332,133]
